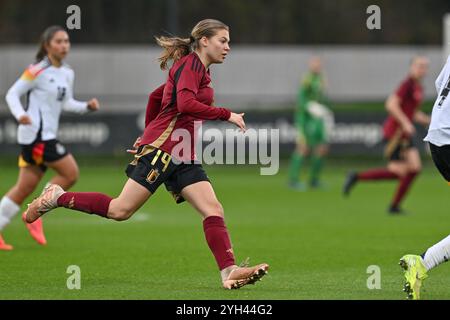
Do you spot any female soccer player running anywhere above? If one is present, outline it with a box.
[0,26,99,250]
[343,56,431,214]
[399,55,450,300]
[24,19,269,289]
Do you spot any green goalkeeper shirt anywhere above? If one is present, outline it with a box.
[295,72,327,127]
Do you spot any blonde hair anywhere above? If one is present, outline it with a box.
[155,19,229,70]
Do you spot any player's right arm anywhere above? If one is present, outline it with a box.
[5,65,38,125]
[127,84,166,154]
[385,83,415,136]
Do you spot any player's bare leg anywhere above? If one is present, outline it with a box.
[21,155,80,246]
[23,155,81,245]
[106,179,151,221]
[46,154,80,190]
[387,161,409,178]
[1,166,44,249]
[181,181,269,289]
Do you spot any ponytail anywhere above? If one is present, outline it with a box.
[155,36,193,70]
[36,42,47,62]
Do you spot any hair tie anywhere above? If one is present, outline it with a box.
[189,36,195,43]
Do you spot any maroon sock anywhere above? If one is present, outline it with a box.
[392,172,418,207]
[57,192,112,218]
[203,216,236,270]
[358,168,398,181]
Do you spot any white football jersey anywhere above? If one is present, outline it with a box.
[424,55,450,146]
[5,57,89,145]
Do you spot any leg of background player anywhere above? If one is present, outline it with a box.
[0,166,43,250]
[389,148,421,213]
[343,164,400,197]
[46,154,79,190]
[310,144,328,188]
[421,235,450,271]
[399,235,450,300]
[288,141,308,190]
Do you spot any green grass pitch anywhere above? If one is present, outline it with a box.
[0,160,449,299]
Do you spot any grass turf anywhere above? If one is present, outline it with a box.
[0,161,449,300]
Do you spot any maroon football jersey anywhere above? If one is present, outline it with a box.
[383,77,424,139]
[145,84,165,127]
[141,52,231,161]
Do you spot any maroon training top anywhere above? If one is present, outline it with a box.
[383,76,424,139]
[144,83,165,127]
[141,52,231,161]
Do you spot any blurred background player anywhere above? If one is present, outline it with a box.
[288,56,334,190]
[343,56,431,214]
[0,26,99,250]
[24,19,269,290]
[399,55,450,300]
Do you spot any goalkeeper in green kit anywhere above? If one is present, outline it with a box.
[288,57,334,190]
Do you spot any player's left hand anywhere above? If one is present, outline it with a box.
[228,112,246,132]
[87,98,100,111]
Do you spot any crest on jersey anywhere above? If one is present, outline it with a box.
[146,168,160,184]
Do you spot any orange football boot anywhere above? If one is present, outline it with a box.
[22,212,47,245]
[0,234,13,251]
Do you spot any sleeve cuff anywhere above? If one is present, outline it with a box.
[220,108,232,121]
